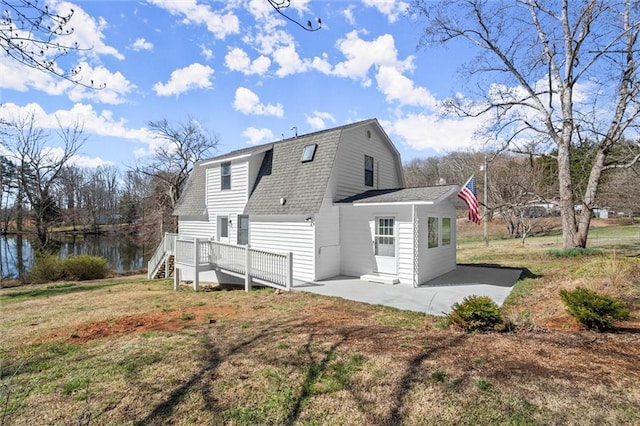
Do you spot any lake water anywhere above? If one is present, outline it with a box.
[0,234,150,280]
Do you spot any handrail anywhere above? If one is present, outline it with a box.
[172,238,293,290]
[147,232,178,279]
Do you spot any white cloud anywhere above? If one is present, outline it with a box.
[376,66,437,108]
[147,0,239,39]
[200,44,214,60]
[272,44,309,77]
[130,38,154,51]
[389,113,484,152]
[0,102,153,144]
[333,31,413,85]
[233,87,284,117]
[306,111,336,130]
[363,0,409,23]
[225,48,271,75]
[56,1,124,60]
[242,127,274,145]
[67,62,136,105]
[153,63,214,96]
[343,7,356,25]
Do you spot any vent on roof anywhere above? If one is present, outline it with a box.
[301,144,317,162]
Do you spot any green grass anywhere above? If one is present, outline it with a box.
[0,226,638,425]
[0,281,122,304]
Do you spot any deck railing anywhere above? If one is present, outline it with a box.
[172,238,292,291]
[147,232,178,279]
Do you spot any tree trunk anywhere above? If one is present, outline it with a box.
[557,139,580,248]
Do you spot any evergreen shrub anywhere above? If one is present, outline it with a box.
[448,295,503,332]
[559,287,629,331]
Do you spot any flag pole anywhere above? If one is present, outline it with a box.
[483,155,488,247]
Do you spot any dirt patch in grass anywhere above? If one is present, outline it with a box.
[40,305,242,344]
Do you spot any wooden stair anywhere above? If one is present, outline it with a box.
[153,254,175,279]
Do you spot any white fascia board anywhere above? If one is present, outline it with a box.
[351,201,436,206]
[199,153,252,166]
[433,186,461,203]
[199,146,272,166]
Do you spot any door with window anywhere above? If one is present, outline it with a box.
[218,216,229,243]
[374,216,396,274]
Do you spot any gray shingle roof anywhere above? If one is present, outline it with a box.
[172,162,208,218]
[173,118,392,217]
[244,127,344,215]
[335,185,460,204]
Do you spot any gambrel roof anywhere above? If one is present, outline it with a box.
[172,162,208,218]
[174,118,404,217]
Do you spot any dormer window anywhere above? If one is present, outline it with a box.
[221,161,231,190]
[301,144,317,162]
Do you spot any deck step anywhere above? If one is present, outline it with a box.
[360,273,400,285]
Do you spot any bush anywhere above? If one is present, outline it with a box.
[559,287,629,331]
[28,252,65,283]
[28,254,109,283]
[63,255,109,281]
[448,295,503,332]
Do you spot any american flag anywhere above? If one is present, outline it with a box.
[458,175,481,225]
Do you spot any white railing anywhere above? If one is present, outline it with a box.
[147,232,178,279]
[172,238,293,291]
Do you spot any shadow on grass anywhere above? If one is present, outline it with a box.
[0,281,121,303]
[458,263,542,281]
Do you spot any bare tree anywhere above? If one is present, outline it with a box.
[0,0,102,87]
[136,118,218,233]
[3,113,85,246]
[413,0,640,248]
[267,0,322,31]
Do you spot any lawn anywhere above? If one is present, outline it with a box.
[1,222,639,425]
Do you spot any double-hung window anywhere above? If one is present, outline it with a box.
[221,161,231,190]
[364,155,374,187]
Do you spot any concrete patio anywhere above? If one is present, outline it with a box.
[294,265,522,316]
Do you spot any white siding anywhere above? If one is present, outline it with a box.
[397,219,414,284]
[207,160,249,215]
[314,199,341,280]
[339,204,413,284]
[178,219,216,239]
[417,203,457,284]
[249,219,315,283]
[333,124,403,201]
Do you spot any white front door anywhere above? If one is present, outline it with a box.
[374,216,397,275]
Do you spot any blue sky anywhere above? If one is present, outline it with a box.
[0,0,486,169]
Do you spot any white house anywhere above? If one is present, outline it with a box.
[150,119,463,290]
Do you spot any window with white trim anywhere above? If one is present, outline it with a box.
[428,216,439,248]
[218,216,229,239]
[221,161,231,190]
[442,217,452,246]
[364,155,374,187]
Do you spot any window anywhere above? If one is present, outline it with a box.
[364,155,374,187]
[218,216,228,239]
[442,217,451,246]
[237,215,249,245]
[428,217,439,248]
[301,144,317,162]
[221,161,231,190]
[375,217,395,257]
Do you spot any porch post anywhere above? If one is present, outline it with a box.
[244,246,252,292]
[286,251,293,290]
[193,239,200,291]
[173,267,180,291]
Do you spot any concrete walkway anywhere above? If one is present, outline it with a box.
[294,265,522,316]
